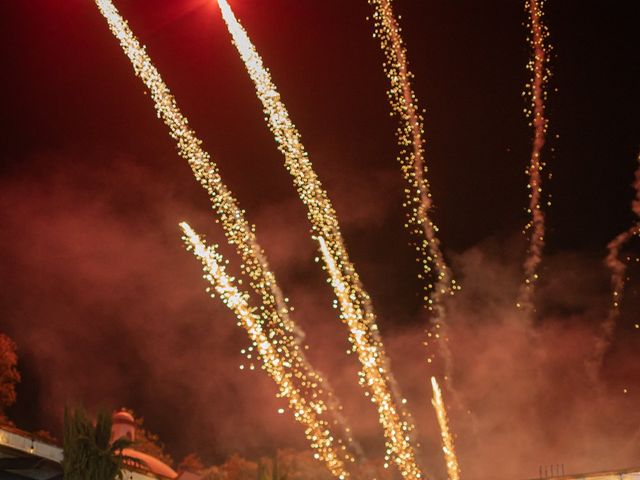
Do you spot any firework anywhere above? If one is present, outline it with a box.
[180,223,351,479]
[366,0,458,374]
[216,2,423,475]
[593,151,640,373]
[93,0,358,459]
[430,377,460,480]
[318,237,425,479]
[215,0,380,346]
[518,0,551,312]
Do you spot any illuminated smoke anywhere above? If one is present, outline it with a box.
[593,150,640,374]
[430,377,460,480]
[180,223,352,479]
[93,0,357,459]
[215,1,424,476]
[318,237,425,480]
[366,0,458,378]
[518,0,551,313]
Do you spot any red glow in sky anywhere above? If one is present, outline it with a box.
[1,1,639,478]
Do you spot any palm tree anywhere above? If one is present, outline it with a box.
[63,406,134,480]
[257,455,288,480]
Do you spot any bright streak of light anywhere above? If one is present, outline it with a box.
[216,1,422,475]
[93,0,356,463]
[518,0,551,312]
[366,0,458,373]
[218,0,422,472]
[430,377,460,480]
[318,237,425,480]
[180,223,351,479]
[216,0,380,346]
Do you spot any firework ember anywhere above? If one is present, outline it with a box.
[3,2,640,480]
[180,223,352,479]
[216,1,423,475]
[518,0,551,312]
[318,237,425,480]
[431,377,460,480]
[593,150,640,373]
[93,0,358,458]
[366,0,458,376]
[216,0,387,355]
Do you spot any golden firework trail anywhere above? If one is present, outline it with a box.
[216,0,380,346]
[430,377,460,480]
[518,0,551,312]
[180,223,352,479]
[93,0,359,460]
[317,237,425,479]
[593,150,640,373]
[367,0,458,371]
[216,1,422,474]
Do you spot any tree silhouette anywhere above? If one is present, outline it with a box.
[63,406,135,480]
[0,333,20,422]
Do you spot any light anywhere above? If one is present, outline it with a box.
[318,237,424,480]
[595,150,640,372]
[180,222,352,479]
[366,0,459,377]
[216,2,424,477]
[93,0,356,473]
[431,377,460,480]
[518,0,551,312]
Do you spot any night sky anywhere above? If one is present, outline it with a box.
[1,1,639,479]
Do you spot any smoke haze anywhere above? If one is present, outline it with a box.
[1,152,639,480]
[1,1,639,479]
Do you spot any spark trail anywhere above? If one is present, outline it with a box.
[593,151,640,373]
[367,0,457,372]
[518,0,551,312]
[318,237,425,480]
[93,0,358,460]
[430,377,460,480]
[216,2,423,476]
[180,223,351,479]
[215,0,384,352]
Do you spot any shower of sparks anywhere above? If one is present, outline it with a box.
[518,0,551,312]
[593,151,640,372]
[93,0,359,457]
[430,377,460,480]
[366,0,458,372]
[180,223,352,479]
[216,1,422,473]
[317,237,426,480]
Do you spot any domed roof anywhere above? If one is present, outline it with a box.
[112,410,135,424]
[123,448,178,479]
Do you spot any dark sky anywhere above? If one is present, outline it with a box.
[1,1,639,479]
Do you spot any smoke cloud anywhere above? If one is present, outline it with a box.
[1,151,639,480]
